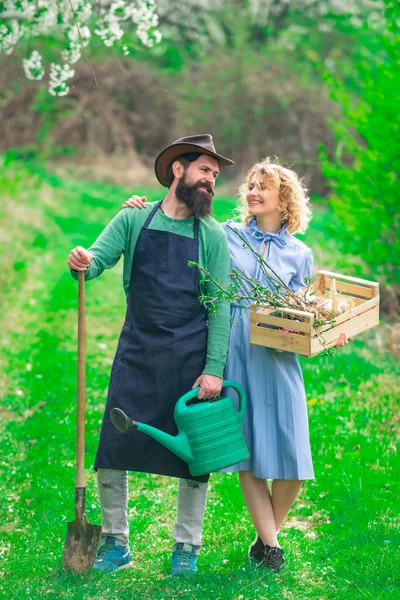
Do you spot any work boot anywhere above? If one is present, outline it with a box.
[92,536,132,573]
[170,543,198,575]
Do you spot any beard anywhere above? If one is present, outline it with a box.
[175,173,214,217]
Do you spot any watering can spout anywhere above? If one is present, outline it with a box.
[110,408,193,464]
[139,423,193,463]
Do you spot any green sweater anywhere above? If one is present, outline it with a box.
[70,202,231,378]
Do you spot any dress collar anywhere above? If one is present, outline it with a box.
[248,218,287,247]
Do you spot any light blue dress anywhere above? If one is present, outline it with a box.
[220,218,315,480]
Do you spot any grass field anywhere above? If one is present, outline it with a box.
[1,163,399,600]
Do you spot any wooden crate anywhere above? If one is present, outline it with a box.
[250,270,380,357]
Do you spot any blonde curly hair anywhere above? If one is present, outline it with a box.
[238,157,312,234]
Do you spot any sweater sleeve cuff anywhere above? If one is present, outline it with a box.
[202,363,225,380]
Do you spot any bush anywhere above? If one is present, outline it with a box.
[1,50,336,193]
[321,1,399,316]
[0,58,177,160]
[176,50,335,193]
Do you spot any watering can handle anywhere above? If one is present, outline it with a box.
[178,380,246,424]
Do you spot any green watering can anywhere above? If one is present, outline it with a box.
[110,380,249,477]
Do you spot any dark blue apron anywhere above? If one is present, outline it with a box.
[94,200,209,482]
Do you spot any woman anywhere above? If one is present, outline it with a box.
[217,158,314,574]
[123,158,347,573]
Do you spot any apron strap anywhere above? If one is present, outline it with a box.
[143,199,163,229]
[193,215,200,240]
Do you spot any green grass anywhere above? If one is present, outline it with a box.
[0,163,399,600]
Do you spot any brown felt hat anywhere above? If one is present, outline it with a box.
[154,134,234,187]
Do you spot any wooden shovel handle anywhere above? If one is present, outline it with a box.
[76,271,86,489]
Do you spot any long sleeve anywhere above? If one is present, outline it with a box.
[201,231,231,379]
[289,248,313,292]
[70,210,128,282]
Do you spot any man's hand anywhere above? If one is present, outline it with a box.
[67,246,94,271]
[123,195,147,209]
[192,374,223,400]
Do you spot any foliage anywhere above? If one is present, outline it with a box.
[321,0,400,290]
[0,0,161,95]
[176,49,335,190]
[157,0,387,56]
[0,0,388,95]
[0,47,336,194]
[0,57,178,162]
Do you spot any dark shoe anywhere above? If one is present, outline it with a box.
[260,545,285,573]
[248,535,264,564]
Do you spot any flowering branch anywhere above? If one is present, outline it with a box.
[67,0,98,88]
[0,0,162,95]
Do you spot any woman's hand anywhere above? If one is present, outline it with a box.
[335,333,353,347]
[123,195,147,209]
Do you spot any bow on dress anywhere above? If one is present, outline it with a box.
[249,218,287,248]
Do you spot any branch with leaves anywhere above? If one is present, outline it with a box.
[190,224,357,357]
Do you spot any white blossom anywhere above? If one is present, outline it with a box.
[0,20,25,55]
[31,1,58,36]
[60,45,81,65]
[61,24,91,64]
[49,62,75,96]
[94,5,125,47]
[0,0,35,18]
[68,25,90,46]
[23,50,45,80]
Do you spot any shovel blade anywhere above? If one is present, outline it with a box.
[63,516,102,573]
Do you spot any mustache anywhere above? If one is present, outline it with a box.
[194,181,214,196]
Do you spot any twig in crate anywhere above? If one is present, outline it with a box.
[188,227,369,357]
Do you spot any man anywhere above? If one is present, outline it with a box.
[67,134,233,574]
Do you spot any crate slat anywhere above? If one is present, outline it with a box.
[249,270,380,357]
[315,272,325,294]
[250,326,311,354]
[317,270,379,290]
[250,308,312,333]
[253,304,315,321]
[310,306,379,355]
[324,278,376,299]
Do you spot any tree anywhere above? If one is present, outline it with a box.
[321,0,399,308]
[0,0,386,95]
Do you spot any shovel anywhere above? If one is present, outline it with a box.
[63,271,101,573]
